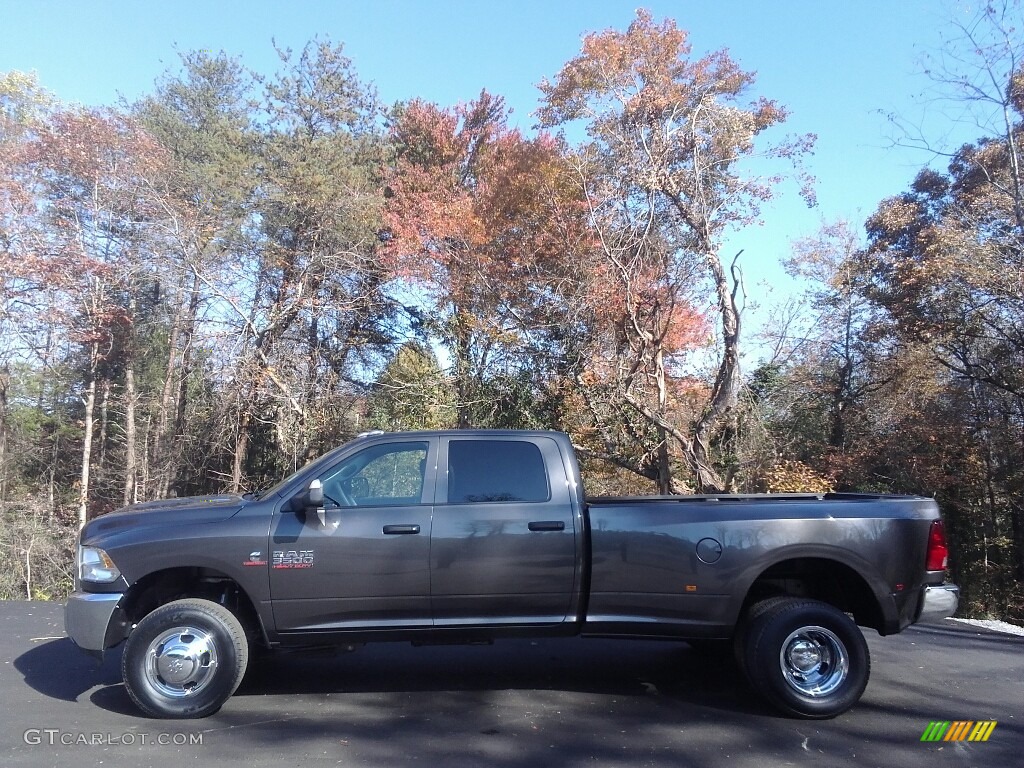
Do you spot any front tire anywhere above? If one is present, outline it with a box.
[122,598,249,718]
[741,597,869,719]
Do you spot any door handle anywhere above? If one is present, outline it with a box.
[528,521,565,532]
[383,524,421,535]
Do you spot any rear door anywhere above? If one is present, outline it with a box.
[429,435,578,626]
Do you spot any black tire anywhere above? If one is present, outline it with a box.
[732,595,791,678]
[122,598,249,718]
[741,597,869,719]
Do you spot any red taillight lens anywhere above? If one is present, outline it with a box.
[926,520,949,571]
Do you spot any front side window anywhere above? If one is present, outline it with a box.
[321,441,429,507]
[446,440,550,503]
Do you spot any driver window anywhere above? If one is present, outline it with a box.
[320,441,429,508]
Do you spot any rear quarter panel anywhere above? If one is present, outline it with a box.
[584,495,939,637]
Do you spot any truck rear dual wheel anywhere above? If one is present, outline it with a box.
[122,598,249,718]
[741,597,870,719]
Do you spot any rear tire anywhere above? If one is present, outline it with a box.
[732,595,791,677]
[122,598,249,718]
[741,597,869,719]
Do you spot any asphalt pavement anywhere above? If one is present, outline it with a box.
[2,601,1021,767]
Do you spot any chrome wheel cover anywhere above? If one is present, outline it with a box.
[778,624,849,697]
[143,625,219,699]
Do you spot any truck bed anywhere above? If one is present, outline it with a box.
[582,492,941,638]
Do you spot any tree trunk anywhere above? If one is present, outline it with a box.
[231,409,251,493]
[122,362,138,507]
[1010,501,1024,585]
[78,343,99,530]
[452,309,473,429]
[141,413,151,496]
[0,364,8,503]
[166,272,202,498]
[152,274,187,499]
[689,250,741,493]
[1012,401,1024,583]
[829,303,856,451]
[654,347,672,494]
[98,378,110,469]
[48,434,57,523]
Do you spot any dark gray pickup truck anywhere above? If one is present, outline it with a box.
[66,429,958,719]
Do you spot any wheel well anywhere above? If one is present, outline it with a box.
[741,558,884,632]
[119,568,267,648]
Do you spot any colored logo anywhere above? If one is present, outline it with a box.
[920,721,997,742]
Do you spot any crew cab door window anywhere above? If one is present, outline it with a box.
[322,442,429,507]
[446,439,549,503]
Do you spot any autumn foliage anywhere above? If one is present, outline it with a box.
[0,8,1022,619]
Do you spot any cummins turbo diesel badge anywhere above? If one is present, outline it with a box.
[242,551,266,566]
[272,550,315,569]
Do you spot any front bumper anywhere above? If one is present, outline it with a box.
[916,583,960,623]
[65,591,125,660]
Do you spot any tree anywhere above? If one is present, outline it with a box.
[851,2,1024,616]
[220,40,391,486]
[383,91,587,429]
[366,342,454,431]
[0,72,54,503]
[134,49,257,499]
[537,10,814,492]
[779,221,895,455]
[861,149,1024,609]
[38,110,170,525]
[140,43,395,492]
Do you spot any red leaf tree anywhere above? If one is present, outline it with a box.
[384,91,590,427]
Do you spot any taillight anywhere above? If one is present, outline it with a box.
[925,520,949,571]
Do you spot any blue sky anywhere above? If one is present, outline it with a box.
[0,0,988,359]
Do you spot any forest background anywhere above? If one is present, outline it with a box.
[1,3,1022,622]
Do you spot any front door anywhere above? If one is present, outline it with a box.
[269,439,435,632]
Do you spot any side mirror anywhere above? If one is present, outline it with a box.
[308,478,324,506]
[305,479,331,527]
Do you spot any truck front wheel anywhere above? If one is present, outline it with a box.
[741,597,869,719]
[122,598,249,718]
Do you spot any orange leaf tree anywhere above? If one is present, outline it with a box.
[537,10,814,492]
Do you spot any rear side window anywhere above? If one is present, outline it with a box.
[447,440,550,503]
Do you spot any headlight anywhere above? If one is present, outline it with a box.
[78,546,122,583]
